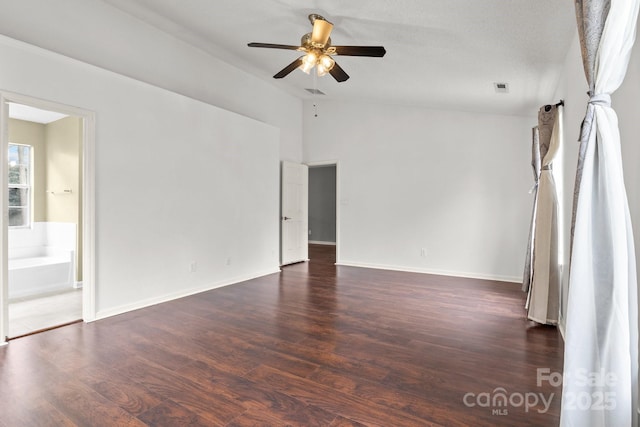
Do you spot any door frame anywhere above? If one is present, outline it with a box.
[306,160,340,264]
[0,91,96,344]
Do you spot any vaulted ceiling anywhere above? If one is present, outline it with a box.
[0,1,577,117]
[100,0,577,116]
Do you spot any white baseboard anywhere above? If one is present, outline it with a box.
[95,267,281,321]
[558,316,566,340]
[309,240,336,246]
[336,260,521,283]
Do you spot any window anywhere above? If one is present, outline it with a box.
[8,143,32,227]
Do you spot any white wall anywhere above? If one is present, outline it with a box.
[0,0,302,162]
[0,36,280,318]
[304,100,536,282]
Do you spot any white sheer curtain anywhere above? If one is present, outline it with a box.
[561,0,640,425]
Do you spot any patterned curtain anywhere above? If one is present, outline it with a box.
[526,105,562,325]
[561,0,639,425]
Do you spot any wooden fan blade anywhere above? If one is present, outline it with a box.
[333,46,386,57]
[311,19,333,46]
[274,57,305,79]
[329,61,349,82]
[248,42,301,50]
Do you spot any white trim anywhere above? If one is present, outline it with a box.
[306,160,340,263]
[309,240,336,246]
[0,96,8,343]
[558,315,566,340]
[81,111,96,322]
[74,281,83,289]
[306,161,339,167]
[337,260,521,283]
[0,92,96,342]
[95,267,280,321]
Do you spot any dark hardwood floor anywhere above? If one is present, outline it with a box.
[0,244,563,426]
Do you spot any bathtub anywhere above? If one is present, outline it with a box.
[8,222,77,300]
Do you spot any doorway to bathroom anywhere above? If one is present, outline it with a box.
[0,93,96,341]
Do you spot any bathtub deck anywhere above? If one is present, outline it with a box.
[9,255,70,269]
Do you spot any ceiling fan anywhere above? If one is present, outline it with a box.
[248,14,386,82]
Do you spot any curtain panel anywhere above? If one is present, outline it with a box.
[523,127,541,294]
[562,0,640,425]
[526,105,562,325]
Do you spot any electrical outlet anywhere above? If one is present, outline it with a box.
[226,257,232,266]
[189,261,197,273]
[420,248,427,257]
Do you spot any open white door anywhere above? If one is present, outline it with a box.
[281,161,308,265]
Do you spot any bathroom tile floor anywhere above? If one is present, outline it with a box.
[8,288,82,338]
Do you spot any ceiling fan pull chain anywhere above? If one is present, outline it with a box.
[313,70,319,117]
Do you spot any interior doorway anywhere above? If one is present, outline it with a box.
[0,93,95,343]
[308,161,339,260]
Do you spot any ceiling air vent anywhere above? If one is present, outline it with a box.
[305,88,326,95]
[494,82,509,94]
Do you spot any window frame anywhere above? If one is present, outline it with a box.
[8,142,33,229]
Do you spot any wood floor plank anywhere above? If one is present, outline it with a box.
[224,411,288,427]
[328,416,371,427]
[46,381,147,427]
[0,393,76,427]
[120,313,261,375]
[137,399,216,427]
[116,357,245,425]
[177,359,337,426]
[0,245,563,426]
[245,364,444,427]
[307,365,486,427]
[77,365,165,417]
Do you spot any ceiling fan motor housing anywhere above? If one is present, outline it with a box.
[301,33,332,50]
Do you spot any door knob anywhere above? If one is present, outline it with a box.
[282,216,291,220]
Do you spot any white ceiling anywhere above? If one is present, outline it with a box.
[102,0,577,116]
[9,103,68,124]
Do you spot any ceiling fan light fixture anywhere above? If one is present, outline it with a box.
[301,52,318,74]
[317,64,329,77]
[319,54,335,71]
[316,54,335,76]
[304,52,318,64]
[301,61,314,74]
